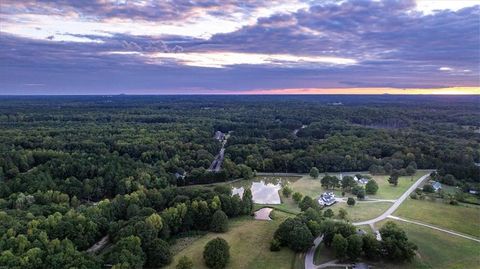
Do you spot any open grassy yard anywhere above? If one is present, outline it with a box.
[315,219,480,269]
[373,220,480,269]
[393,198,480,238]
[331,201,393,222]
[166,211,296,269]
[368,170,431,200]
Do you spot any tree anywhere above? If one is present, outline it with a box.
[341,176,357,191]
[282,185,292,198]
[422,184,434,193]
[362,234,381,260]
[292,192,303,203]
[106,236,146,269]
[338,208,348,220]
[299,196,317,211]
[145,213,163,232]
[145,238,172,267]
[288,224,314,251]
[210,210,229,233]
[176,256,193,269]
[356,188,366,200]
[241,188,253,215]
[406,165,416,176]
[203,237,230,269]
[347,197,356,206]
[332,234,348,260]
[388,170,400,186]
[309,167,320,179]
[365,180,378,195]
[323,208,334,218]
[346,234,363,261]
[380,221,417,262]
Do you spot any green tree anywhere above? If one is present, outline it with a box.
[145,238,172,267]
[323,208,334,218]
[356,188,366,199]
[310,167,320,179]
[282,185,292,198]
[332,234,348,260]
[365,180,378,195]
[210,210,229,233]
[422,184,434,193]
[145,213,163,232]
[176,256,193,269]
[380,221,418,262]
[107,236,146,269]
[341,176,357,191]
[346,234,363,261]
[241,188,253,215]
[362,234,381,260]
[338,208,348,220]
[292,192,303,203]
[288,224,314,252]
[299,196,317,211]
[203,237,230,269]
[347,197,356,206]
[388,170,400,186]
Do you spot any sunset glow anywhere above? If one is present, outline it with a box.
[0,0,478,95]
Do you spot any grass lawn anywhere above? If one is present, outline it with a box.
[330,201,392,222]
[165,211,296,269]
[393,198,480,238]
[314,219,480,269]
[373,220,480,269]
[290,170,431,201]
[368,170,431,200]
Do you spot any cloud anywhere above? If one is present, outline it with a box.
[0,0,478,94]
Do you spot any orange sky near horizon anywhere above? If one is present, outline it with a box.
[242,87,480,95]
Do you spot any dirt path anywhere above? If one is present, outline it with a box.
[387,215,480,243]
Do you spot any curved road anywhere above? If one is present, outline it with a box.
[305,172,431,269]
[353,173,430,226]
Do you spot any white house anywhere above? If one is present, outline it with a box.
[318,192,336,206]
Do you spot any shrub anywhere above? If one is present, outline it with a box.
[203,238,230,269]
[270,239,281,251]
[347,197,356,206]
[176,256,193,269]
[210,210,229,233]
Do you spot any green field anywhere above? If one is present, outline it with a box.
[331,201,392,222]
[368,170,430,199]
[289,171,430,201]
[166,211,296,269]
[373,220,480,269]
[315,219,480,269]
[393,198,480,238]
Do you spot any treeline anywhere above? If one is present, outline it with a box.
[0,184,253,268]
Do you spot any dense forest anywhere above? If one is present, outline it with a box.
[0,95,478,268]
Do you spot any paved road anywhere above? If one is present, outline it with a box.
[86,235,109,254]
[353,173,430,226]
[388,215,480,243]
[305,235,323,269]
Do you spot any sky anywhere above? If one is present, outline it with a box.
[0,0,479,95]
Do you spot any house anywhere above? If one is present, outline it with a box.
[174,172,186,180]
[318,192,336,206]
[214,131,225,141]
[354,176,369,184]
[432,181,442,192]
[358,178,369,184]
